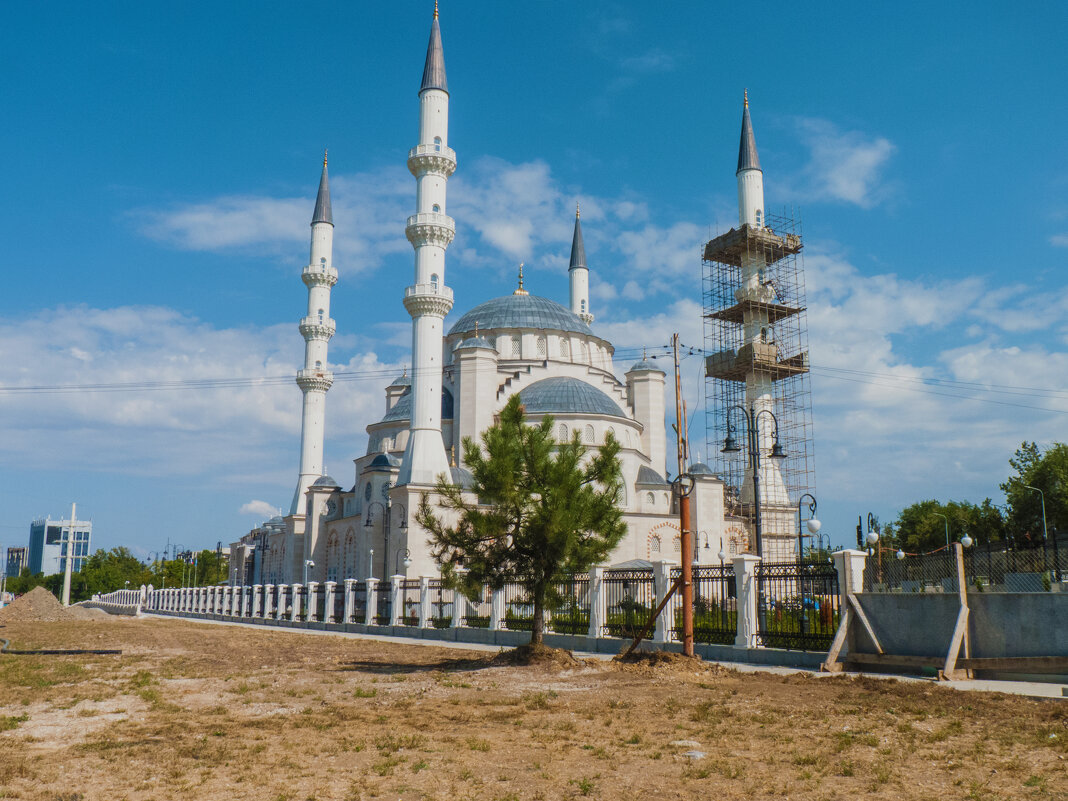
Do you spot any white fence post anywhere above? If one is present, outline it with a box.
[324,581,336,623]
[489,588,504,631]
[365,578,379,625]
[306,582,318,622]
[251,585,261,617]
[290,584,302,621]
[653,561,673,643]
[276,585,287,620]
[418,576,431,628]
[343,579,356,624]
[389,576,404,626]
[733,554,762,648]
[587,566,605,639]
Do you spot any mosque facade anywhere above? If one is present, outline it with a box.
[228,10,796,587]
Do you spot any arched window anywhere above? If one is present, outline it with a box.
[430,273,439,290]
[558,423,568,441]
[315,360,322,369]
[584,424,595,443]
[606,426,616,443]
[536,336,546,357]
[433,136,442,152]
[581,299,586,313]
[581,341,589,362]
[559,339,570,358]
[673,537,681,554]
[432,204,440,213]
[318,308,324,323]
[755,209,763,228]
[319,257,327,267]
[650,536,661,555]
[510,336,521,358]
[646,491,655,505]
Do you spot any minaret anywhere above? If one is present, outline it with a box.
[398,3,455,486]
[568,204,593,324]
[733,93,790,511]
[290,153,338,514]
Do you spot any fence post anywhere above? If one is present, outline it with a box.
[732,554,762,648]
[489,588,504,631]
[389,576,404,626]
[305,582,317,622]
[324,581,336,623]
[275,585,286,620]
[289,584,301,621]
[250,585,261,618]
[342,579,355,624]
[365,578,379,625]
[261,584,272,618]
[653,561,673,643]
[832,549,868,656]
[587,566,605,640]
[451,585,466,628]
[419,576,431,628]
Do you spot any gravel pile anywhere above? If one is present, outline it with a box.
[0,587,107,622]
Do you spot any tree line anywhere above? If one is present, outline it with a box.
[879,441,1066,552]
[4,548,228,604]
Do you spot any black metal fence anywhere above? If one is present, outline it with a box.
[756,560,840,650]
[462,585,492,628]
[550,574,591,635]
[499,581,534,631]
[426,579,455,628]
[400,579,421,626]
[672,565,737,644]
[373,581,392,625]
[601,568,655,638]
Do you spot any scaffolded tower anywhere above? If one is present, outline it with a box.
[702,97,815,561]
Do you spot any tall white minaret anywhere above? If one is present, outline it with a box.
[398,3,455,486]
[568,204,593,325]
[734,93,790,510]
[290,153,338,514]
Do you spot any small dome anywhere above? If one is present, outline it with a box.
[381,387,454,423]
[268,515,284,524]
[390,373,411,387]
[636,465,669,485]
[450,466,475,489]
[628,357,665,374]
[369,453,402,470]
[517,377,626,419]
[688,463,714,476]
[457,335,495,350]
[449,294,592,338]
[311,475,340,488]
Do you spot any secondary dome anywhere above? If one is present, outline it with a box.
[381,387,454,423]
[449,294,592,338]
[517,377,626,419]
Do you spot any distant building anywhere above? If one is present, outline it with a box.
[5,547,27,577]
[28,516,92,576]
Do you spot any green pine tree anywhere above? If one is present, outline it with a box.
[417,394,627,646]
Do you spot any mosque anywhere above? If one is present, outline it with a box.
[228,8,800,587]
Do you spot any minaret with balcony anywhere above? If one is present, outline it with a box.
[290,153,338,514]
[568,204,593,325]
[398,4,455,486]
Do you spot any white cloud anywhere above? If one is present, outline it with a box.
[793,118,896,208]
[1050,234,1068,247]
[240,500,279,518]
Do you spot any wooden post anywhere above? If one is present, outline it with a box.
[672,334,694,657]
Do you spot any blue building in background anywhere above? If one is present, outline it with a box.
[28,516,92,575]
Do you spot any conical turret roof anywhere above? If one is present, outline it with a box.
[312,153,332,225]
[736,92,761,174]
[568,205,586,271]
[420,10,448,94]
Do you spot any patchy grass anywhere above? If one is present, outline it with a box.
[0,617,1063,801]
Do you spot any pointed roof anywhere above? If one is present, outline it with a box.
[736,90,761,174]
[568,205,587,271]
[311,152,333,225]
[420,7,448,95]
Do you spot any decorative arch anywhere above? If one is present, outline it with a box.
[344,528,356,579]
[647,522,680,561]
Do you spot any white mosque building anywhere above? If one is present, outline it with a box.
[229,9,797,587]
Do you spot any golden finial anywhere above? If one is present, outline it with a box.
[576,202,580,220]
[514,263,528,295]
[744,89,748,109]
[474,321,479,336]
[434,0,438,19]
[323,148,328,167]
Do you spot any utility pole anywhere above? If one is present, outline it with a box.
[672,334,694,657]
[61,502,76,606]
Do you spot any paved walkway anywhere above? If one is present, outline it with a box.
[145,613,1066,700]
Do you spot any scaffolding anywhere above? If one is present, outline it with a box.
[702,210,816,551]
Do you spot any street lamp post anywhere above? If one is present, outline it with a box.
[1024,485,1059,581]
[932,513,950,549]
[396,548,413,575]
[303,559,314,585]
[722,404,786,558]
[365,500,406,580]
[797,494,819,565]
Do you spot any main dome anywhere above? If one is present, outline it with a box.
[449,294,592,338]
[518,377,627,419]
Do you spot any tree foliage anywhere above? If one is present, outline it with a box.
[1001,441,1067,539]
[884,499,1005,553]
[417,395,627,645]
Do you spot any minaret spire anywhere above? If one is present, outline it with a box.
[568,204,592,324]
[400,7,456,486]
[736,91,765,228]
[737,91,761,175]
[291,157,339,514]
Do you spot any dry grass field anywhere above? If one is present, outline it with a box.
[0,615,1064,800]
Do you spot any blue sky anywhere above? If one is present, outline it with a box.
[0,1,1065,559]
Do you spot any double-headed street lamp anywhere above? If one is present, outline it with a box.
[365,499,407,579]
[932,512,950,549]
[796,493,821,564]
[721,404,786,558]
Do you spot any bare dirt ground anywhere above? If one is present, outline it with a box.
[0,615,1064,800]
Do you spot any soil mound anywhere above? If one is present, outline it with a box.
[0,587,107,623]
[611,649,727,676]
[491,642,584,668]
